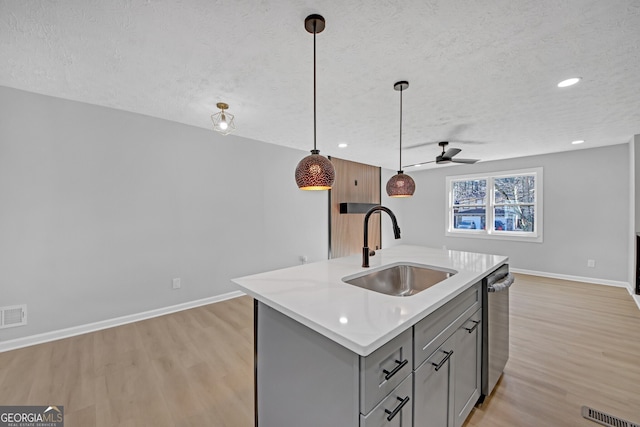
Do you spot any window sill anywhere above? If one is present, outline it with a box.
[445,230,543,243]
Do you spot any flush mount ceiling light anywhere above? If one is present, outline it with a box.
[386,81,415,198]
[211,102,236,135]
[572,139,585,145]
[294,14,335,191]
[557,77,582,88]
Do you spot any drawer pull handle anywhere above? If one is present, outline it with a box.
[464,320,480,333]
[383,359,408,381]
[432,350,453,371]
[385,396,410,421]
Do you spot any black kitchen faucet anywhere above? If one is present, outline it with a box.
[362,205,401,267]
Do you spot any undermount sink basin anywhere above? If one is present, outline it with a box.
[343,263,456,297]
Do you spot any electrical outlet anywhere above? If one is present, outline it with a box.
[172,278,181,289]
[587,259,595,268]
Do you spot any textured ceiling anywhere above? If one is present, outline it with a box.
[1,0,639,170]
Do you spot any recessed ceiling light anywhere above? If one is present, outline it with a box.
[338,143,348,148]
[571,140,585,145]
[557,77,581,88]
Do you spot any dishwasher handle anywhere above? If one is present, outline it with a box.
[488,273,514,293]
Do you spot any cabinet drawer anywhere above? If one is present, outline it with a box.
[360,373,412,427]
[414,282,481,368]
[360,328,413,415]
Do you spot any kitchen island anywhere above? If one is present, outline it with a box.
[233,245,508,427]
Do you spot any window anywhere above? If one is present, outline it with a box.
[446,168,543,242]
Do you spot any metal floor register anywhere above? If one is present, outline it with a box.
[582,406,639,427]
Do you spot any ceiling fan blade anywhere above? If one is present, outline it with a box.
[451,158,479,164]
[443,148,461,158]
[403,160,436,168]
[404,141,436,150]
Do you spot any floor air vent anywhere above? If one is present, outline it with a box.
[582,406,640,427]
[0,304,27,329]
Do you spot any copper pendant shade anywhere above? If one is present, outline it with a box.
[386,81,415,197]
[386,171,416,197]
[295,14,335,191]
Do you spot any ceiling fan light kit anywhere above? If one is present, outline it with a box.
[386,81,416,198]
[294,14,336,191]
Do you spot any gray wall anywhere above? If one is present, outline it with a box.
[382,144,629,283]
[634,135,640,233]
[631,135,640,292]
[0,86,328,341]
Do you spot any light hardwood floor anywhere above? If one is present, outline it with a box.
[465,274,640,427]
[1,274,639,426]
[0,295,254,427]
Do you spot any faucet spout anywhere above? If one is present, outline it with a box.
[362,205,401,267]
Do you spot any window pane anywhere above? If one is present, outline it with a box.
[453,179,487,205]
[454,207,486,230]
[494,206,534,232]
[494,175,535,204]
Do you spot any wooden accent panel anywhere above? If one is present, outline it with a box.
[329,157,381,259]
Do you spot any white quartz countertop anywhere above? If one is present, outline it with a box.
[232,245,508,356]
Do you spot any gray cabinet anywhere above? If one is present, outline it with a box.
[256,302,360,427]
[414,333,455,427]
[254,281,484,427]
[360,329,413,415]
[255,302,412,427]
[413,283,483,427]
[414,284,481,368]
[360,374,413,427]
[453,309,482,427]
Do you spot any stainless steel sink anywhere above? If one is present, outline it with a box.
[342,263,456,297]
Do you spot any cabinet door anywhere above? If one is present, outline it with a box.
[414,335,456,427]
[453,309,482,427]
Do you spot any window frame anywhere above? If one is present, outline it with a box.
[445,167,543,242]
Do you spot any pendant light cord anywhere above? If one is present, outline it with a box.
[399,87,403,171]
[313,21,317,152]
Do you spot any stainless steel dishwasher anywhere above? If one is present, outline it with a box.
[479,264,514,403]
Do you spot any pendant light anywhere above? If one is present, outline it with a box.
[386,81,416,197]
[294,14,335,190]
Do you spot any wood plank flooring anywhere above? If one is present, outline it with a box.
[0,295,254,427]
[1,274,639,426]
[465,274,640,427]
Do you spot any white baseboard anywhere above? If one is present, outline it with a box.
[0,290,245,353]
[510,268,629,288]
[511,268,640,311]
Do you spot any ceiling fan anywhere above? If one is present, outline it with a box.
[404,141,479,168]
